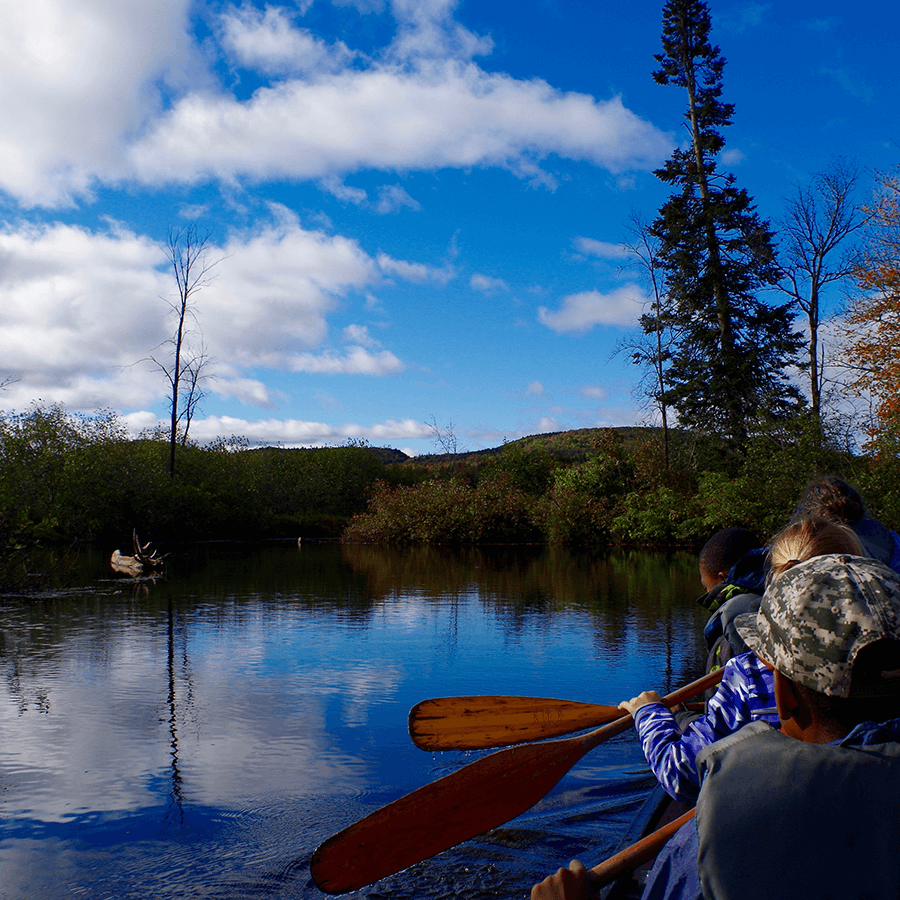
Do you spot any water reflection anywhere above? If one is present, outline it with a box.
[0,543,707,898]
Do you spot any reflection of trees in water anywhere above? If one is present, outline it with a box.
[165,598,195,827]
[0,628,54,715]
[341,544,700,616]
[341,544,707,690]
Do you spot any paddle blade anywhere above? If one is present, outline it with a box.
[409,696,623,750]
[311,669,721,894]
[310,728,603,894]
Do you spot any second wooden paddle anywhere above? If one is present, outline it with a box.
[310,668,721,894]
[409,695,626,750]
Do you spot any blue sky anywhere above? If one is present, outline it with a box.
[1,0,897,456]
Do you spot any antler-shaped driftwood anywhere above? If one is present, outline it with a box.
[110,530,168,575]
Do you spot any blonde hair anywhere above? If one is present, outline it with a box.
[767,515,865,582]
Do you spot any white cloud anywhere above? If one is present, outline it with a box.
[0,0,201,206]
[0,214,425,415]
[574,237,629,259]
[0,1,671,207]
[375,184,422,214]
[210,376,279,408]
[720,148,746,166]
[341,324,380,347]
[377,252,454,284]
[526,381,544,395]
[320,177,370,205]
[128,65,671,192]
[288,346,405,375]
[387,0,494,62]
[183,415,433,447]
[537,283,647,333]
[580,385,606,400]
[470,273,509,293]
[0,222,168,403]
[209,217,378,364]
[536,416,560,433]
[218,5,356,77]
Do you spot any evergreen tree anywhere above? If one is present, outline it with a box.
[645,0,804,443]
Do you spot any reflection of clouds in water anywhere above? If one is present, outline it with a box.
[0,547,711,899]
[337,661,402,728]
[0,613,405,821]
[0,646,173,820]
[379,594,434,628]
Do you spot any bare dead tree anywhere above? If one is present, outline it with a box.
[427,416,465,455]
[151,225,218,477]
[776,160,869,422]
[179,341,213,447]
[613,213,679,466]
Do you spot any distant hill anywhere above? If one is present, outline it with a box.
[400,426,666,466]
[368,446,410,464]
[242,427,664,467]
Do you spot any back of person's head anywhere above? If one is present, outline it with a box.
[767,515,864,582]
[797,475,866,525]
[737,554,900,731]
[699,527,759,583]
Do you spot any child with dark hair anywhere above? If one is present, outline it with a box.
[696,527,766,676]
[697,527,760,592]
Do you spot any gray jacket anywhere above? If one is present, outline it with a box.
[695,719,900,900]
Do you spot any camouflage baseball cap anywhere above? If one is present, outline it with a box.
[734,553,900,698]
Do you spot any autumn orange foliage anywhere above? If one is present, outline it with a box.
[846,169,900,452]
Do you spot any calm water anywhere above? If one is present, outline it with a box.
[0,543,707,899]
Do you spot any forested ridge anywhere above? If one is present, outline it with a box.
[1,405,897,568]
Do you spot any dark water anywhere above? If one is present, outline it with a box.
[0,542,707,899]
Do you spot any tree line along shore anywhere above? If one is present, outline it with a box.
[2,404,897,592]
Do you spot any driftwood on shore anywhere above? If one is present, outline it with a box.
[110,531,168,575]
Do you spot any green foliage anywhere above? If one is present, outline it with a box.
[2,405,897,562]
[610,486,696,546]
[0,405,411,552]
[343,473,541,544]
[480,441,556,495]
[853,454,900,535]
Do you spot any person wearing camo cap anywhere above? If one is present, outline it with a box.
[532,553,900,900]
[640,552,900,900]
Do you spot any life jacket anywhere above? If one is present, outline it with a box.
[701,586,761,676]
[697,548,768,678]
[695,720,900,900]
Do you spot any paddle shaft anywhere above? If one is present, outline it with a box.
[409,695,625,751]
[310,668,722,894]
[590,809,695,887]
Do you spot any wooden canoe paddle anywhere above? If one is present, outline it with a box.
[590,808,695,887]
[310,669,721,894]
[409,695,626,750]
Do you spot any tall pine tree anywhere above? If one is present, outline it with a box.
[645,0,804,443]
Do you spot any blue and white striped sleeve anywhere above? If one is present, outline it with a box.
[632,653,777,803]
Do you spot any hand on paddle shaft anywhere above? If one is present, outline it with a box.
[530,809,696,899]
[310,669,721,895]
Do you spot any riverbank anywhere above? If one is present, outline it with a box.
[2,406,897,591]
